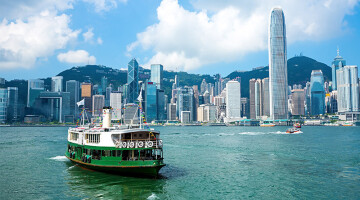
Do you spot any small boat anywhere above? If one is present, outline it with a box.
[260,123,275,127]
[286,128,302,134]
[342,122,353,126]
[293,123,301,128]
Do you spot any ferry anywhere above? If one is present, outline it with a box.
[260,122,275,127]
[65,106,165,177]
[341,121,354,126]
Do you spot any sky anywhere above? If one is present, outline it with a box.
[1,0,360,80]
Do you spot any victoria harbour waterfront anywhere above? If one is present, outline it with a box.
[1,126,360,199]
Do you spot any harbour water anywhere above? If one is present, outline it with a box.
[1,126,360,199]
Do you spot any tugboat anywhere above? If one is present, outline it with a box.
[65,106,165,177]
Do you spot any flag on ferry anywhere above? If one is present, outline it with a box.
[77,99,85,107]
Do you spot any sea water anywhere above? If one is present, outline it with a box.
[0,126,359,199]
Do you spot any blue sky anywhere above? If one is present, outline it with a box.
[1,0,360,80]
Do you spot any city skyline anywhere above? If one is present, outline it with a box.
[1,0,360,80]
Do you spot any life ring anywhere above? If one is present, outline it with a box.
[129,142,135,148]
[148,141,153,148]
[138,141,144,148]
[122,142,127,148]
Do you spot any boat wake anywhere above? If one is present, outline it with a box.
[49,156,68,161]
[147,193,160,200]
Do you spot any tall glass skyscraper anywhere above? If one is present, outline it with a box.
[269,7,288,120]
[150,64,163,90]
[51,76,63,92]
[0,88,8,123]
[66,80,79,117]
[336,65,359,112]
[127,58,139,103]
[27,79,44,107]
[331,48,346,91]
[226,80,241,119]
[145,82,157,122]
[310,70,325,115]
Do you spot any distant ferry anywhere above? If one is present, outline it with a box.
[65,106,165,177]
[341,122,354,127]
[260,122,275,127]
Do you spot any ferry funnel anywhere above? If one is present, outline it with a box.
[102,106,112,128]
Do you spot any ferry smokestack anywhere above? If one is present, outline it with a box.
[102,106,112,128]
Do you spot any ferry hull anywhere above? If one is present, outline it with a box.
[66,155,165,177]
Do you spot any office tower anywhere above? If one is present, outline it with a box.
[81,83,92,112]
[177,87,194,122]
[157,89,166,120]
[310,70,325,115]
[180,111,191,124]
[105,86,112,106]
[193,85,199,118]
[7,87,18,122]
[101,76,108,95]
[51,76,63,92]
[226,80,241,119]
[255,79,262,118]
[249,79,256,119]
[291,89,305,116]
[337,65,359,112]
[203,91,210,104]
[127,58,139,103]
[269,7,288,119]
[0,78,5,85]
[329,91,338,113]
[197,106,205,122]
[214,96,225,106]
[123,103,139,124]
[145,82,157,122]
[204,104,217,122]
[110,92,122,120]
[304,82,311,116]
[324,82,329,93]
[150,64,163,90]
[92,95,105,117]
[35,91,70,122]
[200,79,207,94]
[262,78,270,116]
[241,97,250,119]
[66,80,79,117]
[167,103,177,120]
[331,48,346,90]
[0,88,8,123]
[27,79,44,107]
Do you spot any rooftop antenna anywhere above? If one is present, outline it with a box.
[337,46,340,57]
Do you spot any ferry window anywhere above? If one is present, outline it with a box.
[102,150,110,157]
[134,134,137,138]
[86,134,100,143]
[112,150,121,157]
[139,134,142,138]
[122,150,129,160]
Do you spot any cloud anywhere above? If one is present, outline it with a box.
[83,28,94,42]
[0,11,80,69]
[82,0,127,12]
[128,0,360,71]
[57,50,96,64]
[97,37,103,44]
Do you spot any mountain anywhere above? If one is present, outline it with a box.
[227,56,332,98]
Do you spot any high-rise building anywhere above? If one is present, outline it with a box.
[145,82,157,122]
[331,48,346,90]
[167,103,177,120]
[127,58,139,103]
[249,79,256,119]
[105,86,112,106]
[310,70,325,115]
[177,87,194,122]
[7,87,18,122]
[81,83,92,112]
[150,64,163,90]
[0,88,8,123]
[92,95,105,117]
[101,76,108,95]
[180,111,191,124]
[255,79,262,118]
[200,79,207,94]
[262,78,270,116]
[337,65,359,112]
[110,91,122,120]
[226,81,241,119]
[66,80,79,117]
[27,79,44,107]
[241,97,250,119]
[51,76,63,92]
[157,89,166,120]
[291,89,305,116]
[35,91,70,122]
[269,7,288,120]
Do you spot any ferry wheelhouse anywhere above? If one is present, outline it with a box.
[65,107,165,177]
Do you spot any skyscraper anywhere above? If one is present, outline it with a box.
[157,89,166,120]
[110,91,122,120]
[167,103,177,120]
[7,87,18,122]
[27,79,44,107]
[51,76,63,92]
[66,80,79,117]
[255,79,262,119]
[310,70,325,115]
[262,78,270,116]
[331,48,346,90]
[291,89,305,116]
[145,82,157,122]
[249,79,256,119]
[226,80,241,120]
[127,58,139,103]
[92,95,105,117]
[0,88,8,123]
[177,87,194,122]
[269,7,288,119]
[150,64,163,90]
[101,76,108,95]
[337,65,359,112]
[81,82,92,112]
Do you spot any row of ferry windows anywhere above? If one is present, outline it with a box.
[70,132,100,144]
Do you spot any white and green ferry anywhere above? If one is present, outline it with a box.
[65,107,165,177]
